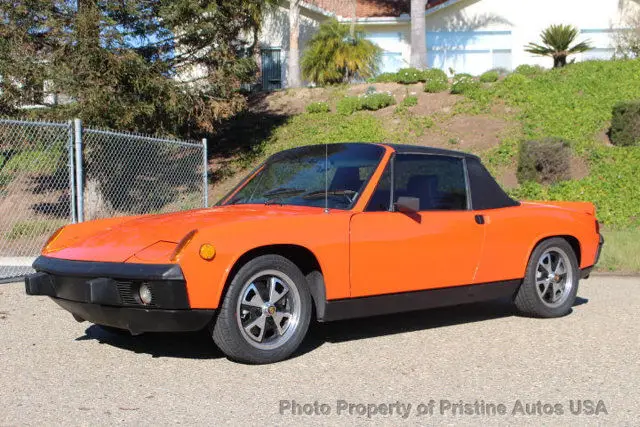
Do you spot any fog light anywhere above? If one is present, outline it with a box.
[199,244,216,260]
[139,283,152,305]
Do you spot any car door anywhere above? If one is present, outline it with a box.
[349,154,485,298]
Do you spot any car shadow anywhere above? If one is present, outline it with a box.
[75,297,589,361]
[77,325,225,360]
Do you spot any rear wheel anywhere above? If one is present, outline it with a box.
[212,255,312,364]
[515,238,579,318]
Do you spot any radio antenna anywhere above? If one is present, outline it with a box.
[324,143,329,213]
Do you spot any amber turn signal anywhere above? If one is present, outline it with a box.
[199,244,216,260]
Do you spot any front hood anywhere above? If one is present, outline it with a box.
[46,205,322,263]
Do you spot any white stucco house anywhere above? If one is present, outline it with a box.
[256,0,640,88]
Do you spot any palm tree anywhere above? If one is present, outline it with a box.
[410,0,428,69]
[301,19,381,85]
[525,24,592,68]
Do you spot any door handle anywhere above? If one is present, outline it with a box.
[474,214,485,225]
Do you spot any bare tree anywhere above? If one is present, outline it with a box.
[410,0,428,69]
[613,11,640,58]
[288,0,302,87]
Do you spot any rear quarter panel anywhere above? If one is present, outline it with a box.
[473,203,599,284]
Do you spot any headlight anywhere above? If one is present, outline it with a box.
[169,229,198,262]
[42,227,65,253]
[139,283,153,305]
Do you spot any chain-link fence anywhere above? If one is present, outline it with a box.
[0,118,207,281]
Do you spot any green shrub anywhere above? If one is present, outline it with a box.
[6,220,67,240]
[450,73,480,95]
[479,70,500,83]
[494,73,531,101]
[395,67,424,84]
[423,69,449,93]
[361,92,396,110]
[336,96,363,115]
[424,79,449,93]
[400,95,418,107]
[306,101,330,114]
[517,137,572,184]
[1,149,63,176]
[374,72,398,83]
[514,64,545,77]
[490,67,511,77]
[610,100,640,146]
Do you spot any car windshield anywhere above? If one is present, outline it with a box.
[221,144,384,210]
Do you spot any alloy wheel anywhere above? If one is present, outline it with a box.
[235,270,301,350]
[535,247,574,308]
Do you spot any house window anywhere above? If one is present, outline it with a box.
[580,29,615,60]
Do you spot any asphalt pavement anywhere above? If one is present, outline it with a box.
[1,275,638,426]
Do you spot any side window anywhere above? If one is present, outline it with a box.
[394,154,467,211]
[365,163,392,212]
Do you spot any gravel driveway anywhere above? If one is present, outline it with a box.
[1,276,638,426]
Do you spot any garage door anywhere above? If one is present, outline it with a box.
[427,30,512,75]
[366,32,406,73]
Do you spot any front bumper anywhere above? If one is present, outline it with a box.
[25,256,215,334]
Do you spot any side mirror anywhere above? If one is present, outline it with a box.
[394,196,420,213]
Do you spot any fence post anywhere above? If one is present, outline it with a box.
[202,138,208,208]
[74,119,84,222]
[67,120,77,223]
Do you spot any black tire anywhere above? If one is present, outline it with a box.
[212,255,312,364]
[515,237,579,318]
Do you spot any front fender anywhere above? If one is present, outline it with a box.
[177,211,352,309]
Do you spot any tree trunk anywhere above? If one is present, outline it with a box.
[410,0,428,69]
[350,0,357,37]
[288,0,302,88]
[554,55,567,68]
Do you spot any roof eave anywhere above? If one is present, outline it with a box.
[335,0,461,24]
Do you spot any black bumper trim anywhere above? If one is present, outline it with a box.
[53,298,215,334]
[580,266,593,279]
[32,256,184,281]
[26,256,190,309]
[594,234,604,266]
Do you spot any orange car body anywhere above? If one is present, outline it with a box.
[26,143,602,330]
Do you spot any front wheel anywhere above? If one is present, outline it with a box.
[515,238,579,318]
[212,255,312,364]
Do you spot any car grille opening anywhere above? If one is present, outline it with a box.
[115,281,157,308]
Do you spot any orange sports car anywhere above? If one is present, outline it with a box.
[25,143,603,364]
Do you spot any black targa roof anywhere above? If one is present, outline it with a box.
[384,143,518,210]
[267,143,518,210]
[384,143,480,159]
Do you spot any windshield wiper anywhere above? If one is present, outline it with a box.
[302,189,358,199]
[263,187,306,205]
[227,196,245,205]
